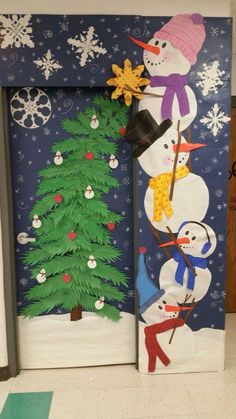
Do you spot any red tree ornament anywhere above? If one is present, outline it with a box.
[119,126,126,136]
[54,194,63,203]
[68,231,76,240]
[63,273,71,283]
[107,222,116,231]
[85,151,94,160]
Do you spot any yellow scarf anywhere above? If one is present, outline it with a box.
[149,165,189,222]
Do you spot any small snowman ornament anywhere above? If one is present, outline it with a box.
[90,114,99,129]
[109,155,119,169]
[87,255,97,269]
[85,185,95,199]
[95,296,105,310]
[54,151,63,166]
[32,215,42,229]
[37,268,46,283]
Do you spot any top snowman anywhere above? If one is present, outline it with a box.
[130,14,206,131]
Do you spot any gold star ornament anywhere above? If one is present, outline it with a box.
[106,58,150,106]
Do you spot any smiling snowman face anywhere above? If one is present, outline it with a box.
[177,222,217,258]
[142,292,180,325]
[143,38,191,77]
[138,129,188,177]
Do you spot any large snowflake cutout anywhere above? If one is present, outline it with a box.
[0,14,34,48]
[200,103,230,137]
[33,50,62,80]
[196,61,225,96]
[67,26,107,67]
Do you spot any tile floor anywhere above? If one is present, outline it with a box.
[0,314,236,419]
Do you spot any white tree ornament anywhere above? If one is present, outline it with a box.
[0,14,34,48]
[87,255,97,269]
[33,49,63,80]
[95,296,105,310]
[36,269,46,283]
[85,185,94,199]
[10,87,51,129]
[196,61,225,97]
[54,151,63,166]
[32,215,42,229]
[109,155,119,169]
[200,103,230,137]
[67,26,107,67]
[90,114,99,129]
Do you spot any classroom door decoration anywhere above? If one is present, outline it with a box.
[0,13,231,372]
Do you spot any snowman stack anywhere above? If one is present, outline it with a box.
[129,14,218,373]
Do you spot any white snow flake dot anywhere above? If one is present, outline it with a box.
[196,61,225,97]
[67,26,107,67]
[0,14,34,48]
[200,103,230,137]
[33,49,62,80]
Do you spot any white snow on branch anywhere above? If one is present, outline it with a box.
[33,49,62,80]
[0,14,34,48]
[200,103,230,137]
[196,61,225,97]
[67,26,107,67]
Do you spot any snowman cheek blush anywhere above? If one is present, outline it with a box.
[163,155,173,166]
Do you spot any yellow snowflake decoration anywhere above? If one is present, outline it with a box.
[106,58,150,106]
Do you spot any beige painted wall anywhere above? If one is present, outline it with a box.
[0,0,232,367]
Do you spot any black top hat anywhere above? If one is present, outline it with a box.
[125,109,172,157]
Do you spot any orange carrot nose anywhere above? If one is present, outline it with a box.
[173,143,206,154]
[129,36,160,56]
[159,237,190,248]
[165,305,192,312]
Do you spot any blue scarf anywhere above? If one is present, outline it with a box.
[173,252,207,291]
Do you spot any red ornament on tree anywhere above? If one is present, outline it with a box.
[85,151,94,160]
[119,126,126,136]
[63,273,71,283]
[68,231,76,240]
[107,222,116,231]
[54,194,63,203]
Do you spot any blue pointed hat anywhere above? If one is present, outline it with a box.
[136,248,165,315]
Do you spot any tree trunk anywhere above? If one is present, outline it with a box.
[70,306,82,321]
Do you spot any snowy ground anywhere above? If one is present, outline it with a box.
[138,322,225,374]
[18,313,225,373]
[18,312,136,369]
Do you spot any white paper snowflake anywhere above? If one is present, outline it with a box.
[200,103,230,137]
[67,26,107,67]
[33,49,62,80]
[196,61,225,96]
[0,14,34,48]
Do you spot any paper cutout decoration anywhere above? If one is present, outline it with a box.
[125,109,172,157]
[54,151,63,165]
[10,87,51,129]
[68,231,76,240]
[90,114,99,129]
[109,155,119,169]
[32,215,41,229]
[159,221,217,303]
[95,296,105,310]
[36,269,46,283]
[87,255,97,269]
[132,14,206,131]
[33,49,63,80]
[85,185,94,199]
[63,273,71,283]
[106,58,150,106]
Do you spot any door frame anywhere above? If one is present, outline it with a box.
[0,87,20,379]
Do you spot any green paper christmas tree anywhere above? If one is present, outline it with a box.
[22,96,129,322]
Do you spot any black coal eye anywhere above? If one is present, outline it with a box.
[192,236,196,241]
[162,300,166,304]
[162,42,167,48]
[158,305,162,310]
[164,144,168,149]
[171,140,175,144]
[185,231,189,235]
[155,40,159,46]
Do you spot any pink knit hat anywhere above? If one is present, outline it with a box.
[154,14,206,65]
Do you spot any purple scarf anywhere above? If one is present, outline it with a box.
[150,74,190,120]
